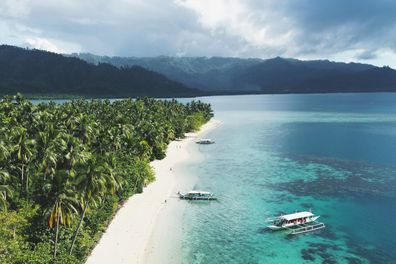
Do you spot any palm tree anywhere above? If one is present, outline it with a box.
[0,142,10,160]
[47,132,88,259]
[0,135,11,211]
[37,135,58,181]
[56,132,90,179]
[35,123,62,183]
[47,175,79,259]
[10,126,36,196]
[0,171,11,211]
[48,192,78,258]
[69,157,118,255]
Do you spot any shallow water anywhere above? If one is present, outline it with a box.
[180,93,396,264]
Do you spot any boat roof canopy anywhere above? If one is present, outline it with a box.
[281,211,314,221]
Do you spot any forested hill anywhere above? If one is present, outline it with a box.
[73,53,262,92]
[73,53,396,94]
[0,45,202,98]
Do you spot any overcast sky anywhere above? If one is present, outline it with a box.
[1,0,396,67]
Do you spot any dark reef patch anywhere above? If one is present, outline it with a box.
[307,242,340,252]
[317,228,337,240]
[301,248,316,261]
[260,153,396,201]
[344,236,395,264]
[263,167,396,199]
[264,193,294,203]
[345,256,363,264]
[300,242,340,264]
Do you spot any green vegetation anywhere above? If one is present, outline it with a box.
[0,94,213,263]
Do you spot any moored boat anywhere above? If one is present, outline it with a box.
[178,190,217,200]
[196,138,215,144]
[266,211,325,235]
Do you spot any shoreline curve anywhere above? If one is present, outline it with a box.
[86,119,220,264]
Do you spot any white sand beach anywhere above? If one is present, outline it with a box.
[86,120,220,264]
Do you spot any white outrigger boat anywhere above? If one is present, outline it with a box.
[266,211,325,235]
[196,138,215,144]
[178,191,217,200]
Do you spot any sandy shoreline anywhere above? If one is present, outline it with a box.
[86,120,219,264]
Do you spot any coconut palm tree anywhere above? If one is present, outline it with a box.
[46,132,88,258]
[60,133,90,178]
[0,171,11,212]
[10,126,36,196]
[69,157,118,255]
[47,188,79,258]
[36,131,59,181]
[0,133,12,211]
[46,169,79,259]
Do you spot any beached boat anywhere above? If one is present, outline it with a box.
[266,211,325,235]
[178,191,217,200]
[196,138,215,144]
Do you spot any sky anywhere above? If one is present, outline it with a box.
[1,0,396,68]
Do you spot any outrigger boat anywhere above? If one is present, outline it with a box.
[196,138,215,144]
[266,211,325,235]
[178,191,217,200]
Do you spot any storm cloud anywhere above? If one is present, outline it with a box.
[1,0,396,67]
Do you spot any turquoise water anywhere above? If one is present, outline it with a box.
[180,94,396,264]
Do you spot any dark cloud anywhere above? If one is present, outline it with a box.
[1,0,395,67]
[357,50,377,60]
[289,0,396,52]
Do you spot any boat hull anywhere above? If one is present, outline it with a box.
[179,195,217,200]
[196,139,215,144]
[267,225,283,230]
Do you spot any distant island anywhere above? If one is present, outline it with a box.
[1,44,396,98]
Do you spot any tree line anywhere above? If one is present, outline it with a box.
[0,94,213,263]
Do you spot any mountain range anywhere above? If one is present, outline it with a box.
[1,44,396,98]
[73,53,396,94]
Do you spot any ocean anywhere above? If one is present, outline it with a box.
[179,93,396,264]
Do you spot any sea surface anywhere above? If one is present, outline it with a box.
[178,93,396,264]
